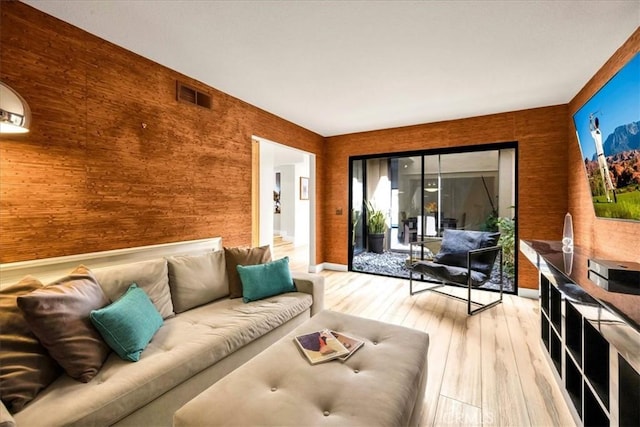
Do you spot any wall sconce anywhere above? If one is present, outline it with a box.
[0,81,31,133]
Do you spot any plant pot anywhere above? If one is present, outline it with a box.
[368,234,384,254]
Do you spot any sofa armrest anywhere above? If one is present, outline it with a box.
[0,400,16,427]
[292,272,324,317]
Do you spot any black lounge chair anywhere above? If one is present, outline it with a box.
[408,229,503,315]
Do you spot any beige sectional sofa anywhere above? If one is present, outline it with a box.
[0,238,324,427]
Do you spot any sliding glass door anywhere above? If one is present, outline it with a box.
[349,143,517,293]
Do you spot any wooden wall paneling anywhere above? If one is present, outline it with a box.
[567,27,640,261]
[1,3,90,261]
[324,105,569,289]
[0,2,324,263]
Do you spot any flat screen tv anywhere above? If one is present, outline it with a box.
[572,52,640,221]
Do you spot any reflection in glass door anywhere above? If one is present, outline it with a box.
[350,159,365,256]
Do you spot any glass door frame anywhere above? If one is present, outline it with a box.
[348,141,519,294]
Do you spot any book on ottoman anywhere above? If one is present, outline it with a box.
[330,330,365,361]
[294,329,365,364]
[294,329,349,364]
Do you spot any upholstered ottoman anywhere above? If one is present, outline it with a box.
[174,310,429,427]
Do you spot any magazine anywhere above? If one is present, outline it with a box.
[330,331,365,361]
[294,329,349,365]
[294,329,365,364]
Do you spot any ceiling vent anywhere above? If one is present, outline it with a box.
[176,81,211,109]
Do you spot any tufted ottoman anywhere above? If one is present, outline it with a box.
[174,310,429,427]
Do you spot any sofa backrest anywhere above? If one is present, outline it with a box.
[0,238,222,290]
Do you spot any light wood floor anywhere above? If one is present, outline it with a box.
[274,241,576,427]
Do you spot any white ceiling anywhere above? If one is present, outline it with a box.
[23,1,640,137]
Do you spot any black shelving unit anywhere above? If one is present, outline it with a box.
[523,240,640,427]
[618,355,640,427]
[565,354,582,419]
[583,320,609,410]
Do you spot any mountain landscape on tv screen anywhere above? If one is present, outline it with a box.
[583,120,640,220]
[601,120,640,157]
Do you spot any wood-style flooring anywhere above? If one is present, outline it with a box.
[274,240,576,427]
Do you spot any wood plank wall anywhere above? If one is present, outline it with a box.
[567,27,640,261]
[0,2,325,263]
[324,106,569,289]
[2,1,637,289]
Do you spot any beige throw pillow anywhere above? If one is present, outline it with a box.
[93,258,174,319]
[167,250,228,313]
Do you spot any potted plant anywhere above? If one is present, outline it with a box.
[497,206,516,279]
[365,201,387,254]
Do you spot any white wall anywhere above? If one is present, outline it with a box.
[277,165,296,241]
[294,160,310,246]
[259,145,275,247]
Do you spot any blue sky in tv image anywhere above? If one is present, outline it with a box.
[572,52,640,161]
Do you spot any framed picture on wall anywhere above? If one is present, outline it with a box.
[300,177,309,200]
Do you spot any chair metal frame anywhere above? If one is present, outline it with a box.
[408,239,503,315]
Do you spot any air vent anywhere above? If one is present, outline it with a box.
[176,81,211,109]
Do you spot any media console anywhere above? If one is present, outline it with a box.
[520,240,639,427]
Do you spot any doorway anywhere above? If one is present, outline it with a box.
[349,143,517,293]
[252,136,315,272]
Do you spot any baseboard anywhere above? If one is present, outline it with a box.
[311,263,348,272]
[518,287,538,299]
[308,264,323,274]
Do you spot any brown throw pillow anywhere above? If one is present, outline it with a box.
[17,266,111,383]
[0,277,62,413]
[224,246,272,298]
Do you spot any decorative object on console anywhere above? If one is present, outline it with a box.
[0,81,30,133]
[562,212,574,251]
[563,250,574,275]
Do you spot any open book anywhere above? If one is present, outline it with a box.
[330,331,365,361]
[294,329,364,364]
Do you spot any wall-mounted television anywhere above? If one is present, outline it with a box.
[572,52,640,221]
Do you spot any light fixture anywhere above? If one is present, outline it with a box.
[0,81,31,133]
[424,179,439,193]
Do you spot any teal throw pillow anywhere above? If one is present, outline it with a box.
[90,284,163,362]
[237,257,296,303]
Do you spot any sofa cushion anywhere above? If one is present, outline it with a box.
[0,277,61,412]
[224,246,271,298]
[93,258,174,319]
[91,284,164,362]
[12,292,312,427]
[17,266,111,383]
[237,257,295,302]
[167,250,228,313]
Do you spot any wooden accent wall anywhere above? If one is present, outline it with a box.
[0,2,325,263]
[567,28,640,261]
[325,106,569,289]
